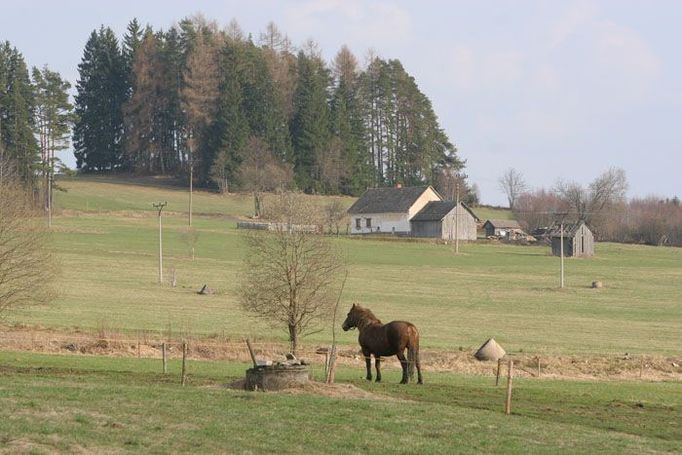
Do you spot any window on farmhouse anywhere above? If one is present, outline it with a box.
[366,218,372,228]
[355,218,361,229]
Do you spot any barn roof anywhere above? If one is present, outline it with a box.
[347,186,435,214]
[411,201,480,222]
[483,219,521,229]
[548,221,590,238]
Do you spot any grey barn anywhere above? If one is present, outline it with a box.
[550,221,594,257]
[410,201,479,240]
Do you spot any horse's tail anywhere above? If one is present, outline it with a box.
[407,326,419,381]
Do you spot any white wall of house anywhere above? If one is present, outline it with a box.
[350,187,441,234]
[351,212,410,234]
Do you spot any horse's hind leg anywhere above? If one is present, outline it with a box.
[363,349,372,381]
[396,351,409,384]
[375,356,382,382]
[416,353,423,385]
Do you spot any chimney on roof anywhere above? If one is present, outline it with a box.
[396,183,402,189]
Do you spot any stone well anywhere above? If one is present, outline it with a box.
[244,364,309,391]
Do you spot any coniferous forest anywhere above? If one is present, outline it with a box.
[2,17,466,197]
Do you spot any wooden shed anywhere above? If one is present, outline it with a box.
[410,201,479,240]
[549,221,594,257]
[482,219,522,238]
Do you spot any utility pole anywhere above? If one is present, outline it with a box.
[188,141,193,227]
[560,221,565,288]
[455,180,460,254]
[153,202,168,284]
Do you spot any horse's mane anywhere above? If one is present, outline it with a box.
[354,305,381,324]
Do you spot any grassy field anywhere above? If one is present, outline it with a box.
[7,176,679,356]
[2,176,681,454]
[0,351,679,454]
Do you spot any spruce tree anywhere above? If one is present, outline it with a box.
[290,47,331,193]
[207,38,249,191]
[73,27,127,171]
[0,42,38,185]
[330,46,370,195]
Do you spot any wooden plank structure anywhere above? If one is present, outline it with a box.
[482,219,522,238]
[410,201,479,240]
[549,221,594,257]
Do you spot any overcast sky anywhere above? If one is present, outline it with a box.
[2,0,680,205]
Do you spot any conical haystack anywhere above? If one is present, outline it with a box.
[474,338,506,361]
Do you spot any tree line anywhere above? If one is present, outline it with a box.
[0,41,61,317]
[499,167,682,247]
[72,17,463,196]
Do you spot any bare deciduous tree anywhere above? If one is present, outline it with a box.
[324,200,347,235]
[498,168,527,210]
[0,167,57,318]
[555,167,628,226]
[238,137,293,218]
[513,189,567,233]
[239,192,341,354]
[179,227,200,260]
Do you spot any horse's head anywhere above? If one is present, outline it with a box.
[342,304,360,331]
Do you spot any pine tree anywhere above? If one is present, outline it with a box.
[330,46,370,195]
[73,27,127,171]
[258,22,295,161]
[207,37,249,191]
[290,45,331,193]
[0,42,38,186]
[32,65,73,224]
[122,18,144,94]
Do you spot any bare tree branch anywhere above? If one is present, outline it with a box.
[238,192,341,354]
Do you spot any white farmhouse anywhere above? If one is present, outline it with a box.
[347,185,441,235]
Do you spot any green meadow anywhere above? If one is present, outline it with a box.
[11,176,681,355]
[0,352,679,454]
[1,176,680,454]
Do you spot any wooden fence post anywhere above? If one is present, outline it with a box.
[495,358,502,386]
[537,356,541,377]
[639,355,644,379]
[162,342,168,374]
[245,338,257,368]
[505,360,514,415]
[181,342,187,386]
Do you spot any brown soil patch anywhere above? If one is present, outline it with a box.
[223,379,402,401]
[1,325,680,381]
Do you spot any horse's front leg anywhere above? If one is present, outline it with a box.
[396,351,409,384]
[375,356,381,383]
[363,349,372,381]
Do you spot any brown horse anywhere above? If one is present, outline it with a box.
[342,304,423,384]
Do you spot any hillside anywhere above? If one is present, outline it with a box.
[8,175,679,356]
[1,175,680,454]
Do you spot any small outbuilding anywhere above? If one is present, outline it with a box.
[549,221,594,257]
[482,219,523,238]
[410,201,479,240]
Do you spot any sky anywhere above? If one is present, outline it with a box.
[2,0,681,205]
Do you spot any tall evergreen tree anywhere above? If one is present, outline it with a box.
[330,46,370,195]
[290,46,331,193]
[207,37,249,191]
[0,42,38,185]
[73,27,127,171]
[258,22,295,161]
[122,18,144,94]
[32,65,73,223]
